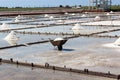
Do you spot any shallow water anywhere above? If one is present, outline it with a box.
[17,25,114,34]
[0,37,120,74]
[0,63,115,80]
[0,32,67,47]
[0,14,120,78]
[99,30,120,36]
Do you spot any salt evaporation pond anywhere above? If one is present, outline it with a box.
[1,13,120,79]
[82,20,120,26]
[0,19,13,23]
[0,32,67,47]
[27,20,55,25]
[25,14,95,25]
[17,25,114,34]
[0,63,114,80]
[0,37,120,74]
[18,25,73,33]
[9,24,36,28]
[98,30,120,36]
[0,17,40,24]
[0,23,37,30]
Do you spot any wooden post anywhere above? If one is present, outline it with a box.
[10,58,13,62]
[86,69,89,73]
[31,63,34,67]
[108,71,111,75]
[53,66,55,70]
[0,58,2,62]
[45,63,49,68]
[16,61,19,65]
[64,65,66,68]
[117,75,120,80]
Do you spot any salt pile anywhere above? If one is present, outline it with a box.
[94,16,101,21]
[54,37,64,41]
[15,15,23,19]
[0,23,10,30]
[114,37,120,46]
[44,14,49,17]
[49,16,54,19]
[81,14,86,17]
[64,12,68,15]
[71,13,75,16]
[106,13,110,16]
[5,39,18,46]
[110,11,113,14]
[14,18,20,22]
[72,23,84,30]
[56,20,64,24]
[72,23,84,34]
[50,37,67,50]
[4,31,19,41]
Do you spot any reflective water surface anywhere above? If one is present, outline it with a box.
[0,13,120,79]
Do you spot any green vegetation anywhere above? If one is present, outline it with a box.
[111,5,120,11]
[0,7,55,11]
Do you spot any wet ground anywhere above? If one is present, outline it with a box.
[0,63,116,80]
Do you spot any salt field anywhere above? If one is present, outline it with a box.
[1,37,120,73]
[99,31,120,36]
[0,12,120,80]
[0,63,115,80]
[0,32,68,47]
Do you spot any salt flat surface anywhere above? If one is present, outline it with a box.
[17,25,73,34]
[0,23,36,30]
[0,37,120,74]
[98,30,120,36]
[17,25,120,35]
[0,32,64,47]
[73,27,120,34]
[81,20,120,26]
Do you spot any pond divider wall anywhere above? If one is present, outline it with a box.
[0,40,49,50]
[0,58,120,80]
[0,35,78,50]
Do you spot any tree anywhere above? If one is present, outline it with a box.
[65,5,71,8]
[59,5,63,8]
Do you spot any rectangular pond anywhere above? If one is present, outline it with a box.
[0,63,114,80]
[98,30,120,36]
[0,36,120,74]
[0,32,68,47]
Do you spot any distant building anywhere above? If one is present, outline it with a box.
[89,0,112,10]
